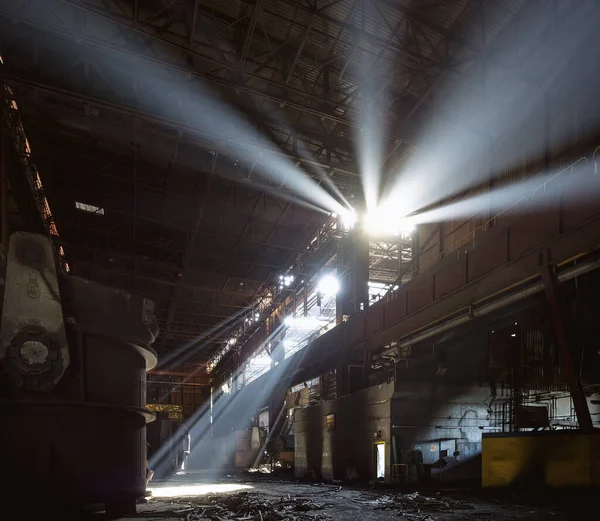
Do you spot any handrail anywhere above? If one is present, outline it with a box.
[400,152,596,287]
[484,196,529,231]
[446,225,484,255]
[593,144,600,175]
[484,156,587,231]
[398,224,485,284]
[237,148,600,370]
[531,157,587,199]
[210,213,345,372]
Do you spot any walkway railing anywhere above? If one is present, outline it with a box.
[398,154,593,286]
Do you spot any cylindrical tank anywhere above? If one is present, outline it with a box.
[0,233,158,515]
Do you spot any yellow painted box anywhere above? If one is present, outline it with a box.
[482,430,600,488]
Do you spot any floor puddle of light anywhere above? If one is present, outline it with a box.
[149,483,253,498]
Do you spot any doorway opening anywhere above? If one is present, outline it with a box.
[374,442,385,480]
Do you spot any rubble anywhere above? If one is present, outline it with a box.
[150,491,334,521]
[137,483,584,521]
[352,491,474,516]
[248,466,273,474]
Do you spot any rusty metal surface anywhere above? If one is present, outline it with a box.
[0,404,147,507]
[0,233,159,510]
[247,200,600,389]
[0,0,537,368]
[0,232,70,390]
[354,212,600,353]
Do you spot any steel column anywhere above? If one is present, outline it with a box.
[541,264,593,432]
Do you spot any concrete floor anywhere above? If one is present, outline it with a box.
[129,471,594,521]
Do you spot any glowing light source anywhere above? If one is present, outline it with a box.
[364,208,396,236]
[363,207,414,237]
[281,274,294,287]
[340,209,357,230]
[227,337,237,346]
[398,218,415,237]
[318,274,340,295]
[149,484,252,498]
[75,201,105,215]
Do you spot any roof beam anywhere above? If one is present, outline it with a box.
[2,74,359,181]
[6,1,419,144]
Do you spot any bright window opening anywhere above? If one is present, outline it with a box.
[244,352,272,384]
[75,202,105,215]
[375,443,385,480]
[326,413,336,431]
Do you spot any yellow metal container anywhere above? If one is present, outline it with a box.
[278,450,295,463]
[482,431,600,488]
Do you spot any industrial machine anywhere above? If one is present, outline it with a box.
[0,232,158,515]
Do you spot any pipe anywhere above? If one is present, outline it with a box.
[391,435,399,465]
[558,257,600,281]
[398,315,471,348]
[397,256,600,348]
[149,370,211,378]
[146,380,209,387]
[472,284,543,317]
[0,122,7,250]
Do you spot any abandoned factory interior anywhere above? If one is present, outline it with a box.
[2,0,600,519]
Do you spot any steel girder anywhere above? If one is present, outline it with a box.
[0,0,537,364]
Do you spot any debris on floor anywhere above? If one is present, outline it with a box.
[148,491,334,521]
[353,490,474,515]
[134,480,596,521]
[248,465,274,474]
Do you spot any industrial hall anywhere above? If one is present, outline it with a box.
[1,0,599,519]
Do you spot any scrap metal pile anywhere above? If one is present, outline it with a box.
[353,491,474,519]
[180,492,333,521]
